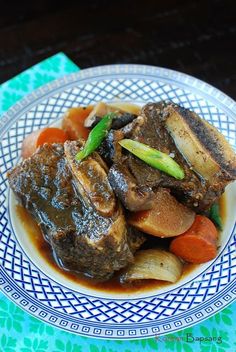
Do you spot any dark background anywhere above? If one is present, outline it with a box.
[0,0,235,98]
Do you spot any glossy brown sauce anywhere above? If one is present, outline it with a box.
[15,194,226,293]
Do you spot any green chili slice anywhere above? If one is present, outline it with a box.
[119,139,185,180]
[75,112,115,161]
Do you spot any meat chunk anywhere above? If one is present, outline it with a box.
[108,162,155,211]
[8,143,145,281]
[107,102,236,211]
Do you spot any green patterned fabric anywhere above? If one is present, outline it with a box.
[0,52,78,115]
[0,53,235,352]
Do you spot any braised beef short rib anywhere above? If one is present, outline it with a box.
[8,142,144,280]
[105,102,236,211]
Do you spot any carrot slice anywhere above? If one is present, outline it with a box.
[36,128,68,146]
[62,106,93,140]
[21,127,68,159]
[170,215,218,263]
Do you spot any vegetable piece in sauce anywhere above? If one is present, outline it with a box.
[120,249,183,283]
[21,127,68,159]
[209,203,223,230]
[128,188,195,237]
[75,112,115,161]
[62,106,93,140]
[170,215,218,263]
[119,139,185,180]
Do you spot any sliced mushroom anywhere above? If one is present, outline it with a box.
[120,249,183,283]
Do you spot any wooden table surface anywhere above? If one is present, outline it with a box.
[0,0,235,99]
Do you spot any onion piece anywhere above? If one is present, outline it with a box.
[108,102,141,115]
[84,102,109,127]
[84,102,140,127]
[120,249,183,283]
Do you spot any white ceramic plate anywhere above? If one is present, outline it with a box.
[0,64,235,339]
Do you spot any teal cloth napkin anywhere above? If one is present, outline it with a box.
[0,52,235,352]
